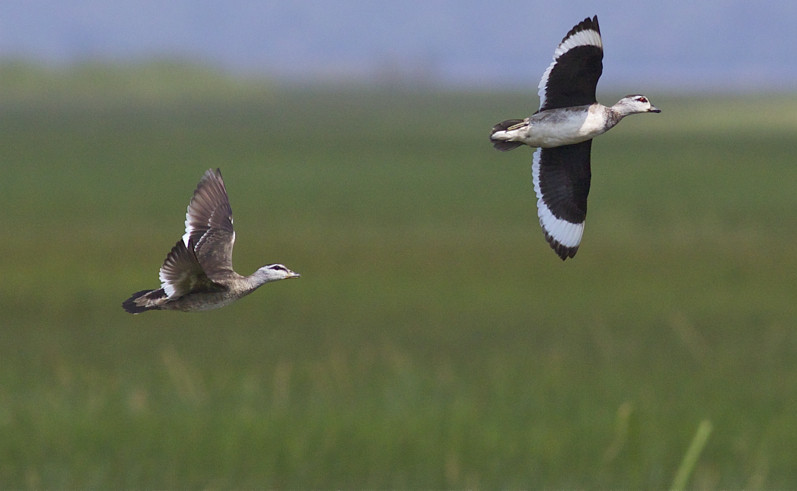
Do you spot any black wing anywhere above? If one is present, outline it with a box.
[538,16,603,111]
[531,141,592,259]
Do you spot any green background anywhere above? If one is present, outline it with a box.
[2,64,796,487]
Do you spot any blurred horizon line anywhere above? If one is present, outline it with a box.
[2,55,794,96]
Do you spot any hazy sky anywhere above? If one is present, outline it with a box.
[1,1,795,92]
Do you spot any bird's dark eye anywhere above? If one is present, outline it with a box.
[637,96,648,103]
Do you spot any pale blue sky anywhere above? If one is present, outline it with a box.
[1,1,794,92]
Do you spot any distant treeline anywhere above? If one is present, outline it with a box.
[0,58,275,101]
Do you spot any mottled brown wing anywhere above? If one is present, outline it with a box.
[158,239,222,298]
[182,168,236,281]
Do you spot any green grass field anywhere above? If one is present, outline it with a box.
[2,66,797,487]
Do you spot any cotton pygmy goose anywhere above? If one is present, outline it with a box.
[123,168,300,313]
[490,15,660,260]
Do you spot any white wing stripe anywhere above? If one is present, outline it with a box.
[554,29,602,58]
[158,269,177,298]
[537,28,602,107]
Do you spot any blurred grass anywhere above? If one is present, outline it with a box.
[2,62,797,488]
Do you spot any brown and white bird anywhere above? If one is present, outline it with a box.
[123,168,299,313]
[490,16,660,260]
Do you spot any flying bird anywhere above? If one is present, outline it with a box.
[490,15,660,260]
[123,168,299,313]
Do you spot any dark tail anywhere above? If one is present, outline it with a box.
[490,118,525,151]
[122,289,164,314]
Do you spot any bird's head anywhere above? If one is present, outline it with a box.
[256,264,301,282]
[615,95,661,115]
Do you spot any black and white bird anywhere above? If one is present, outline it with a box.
[122,168,300,313]
[490,15,660,260]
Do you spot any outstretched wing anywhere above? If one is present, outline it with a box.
[538,16,603,111]
[531,141,592,260]
[158,238,222,298]
[182,168,236,280]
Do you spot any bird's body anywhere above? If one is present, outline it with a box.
[490,15,660,259]
[122,168,299,314]
[493,103,620,149]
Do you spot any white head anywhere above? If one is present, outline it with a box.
[613,95,661,116]
[254,264,301,283]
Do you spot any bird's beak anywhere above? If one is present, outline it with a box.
[649,106,661,113]
[288,271,301,279]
